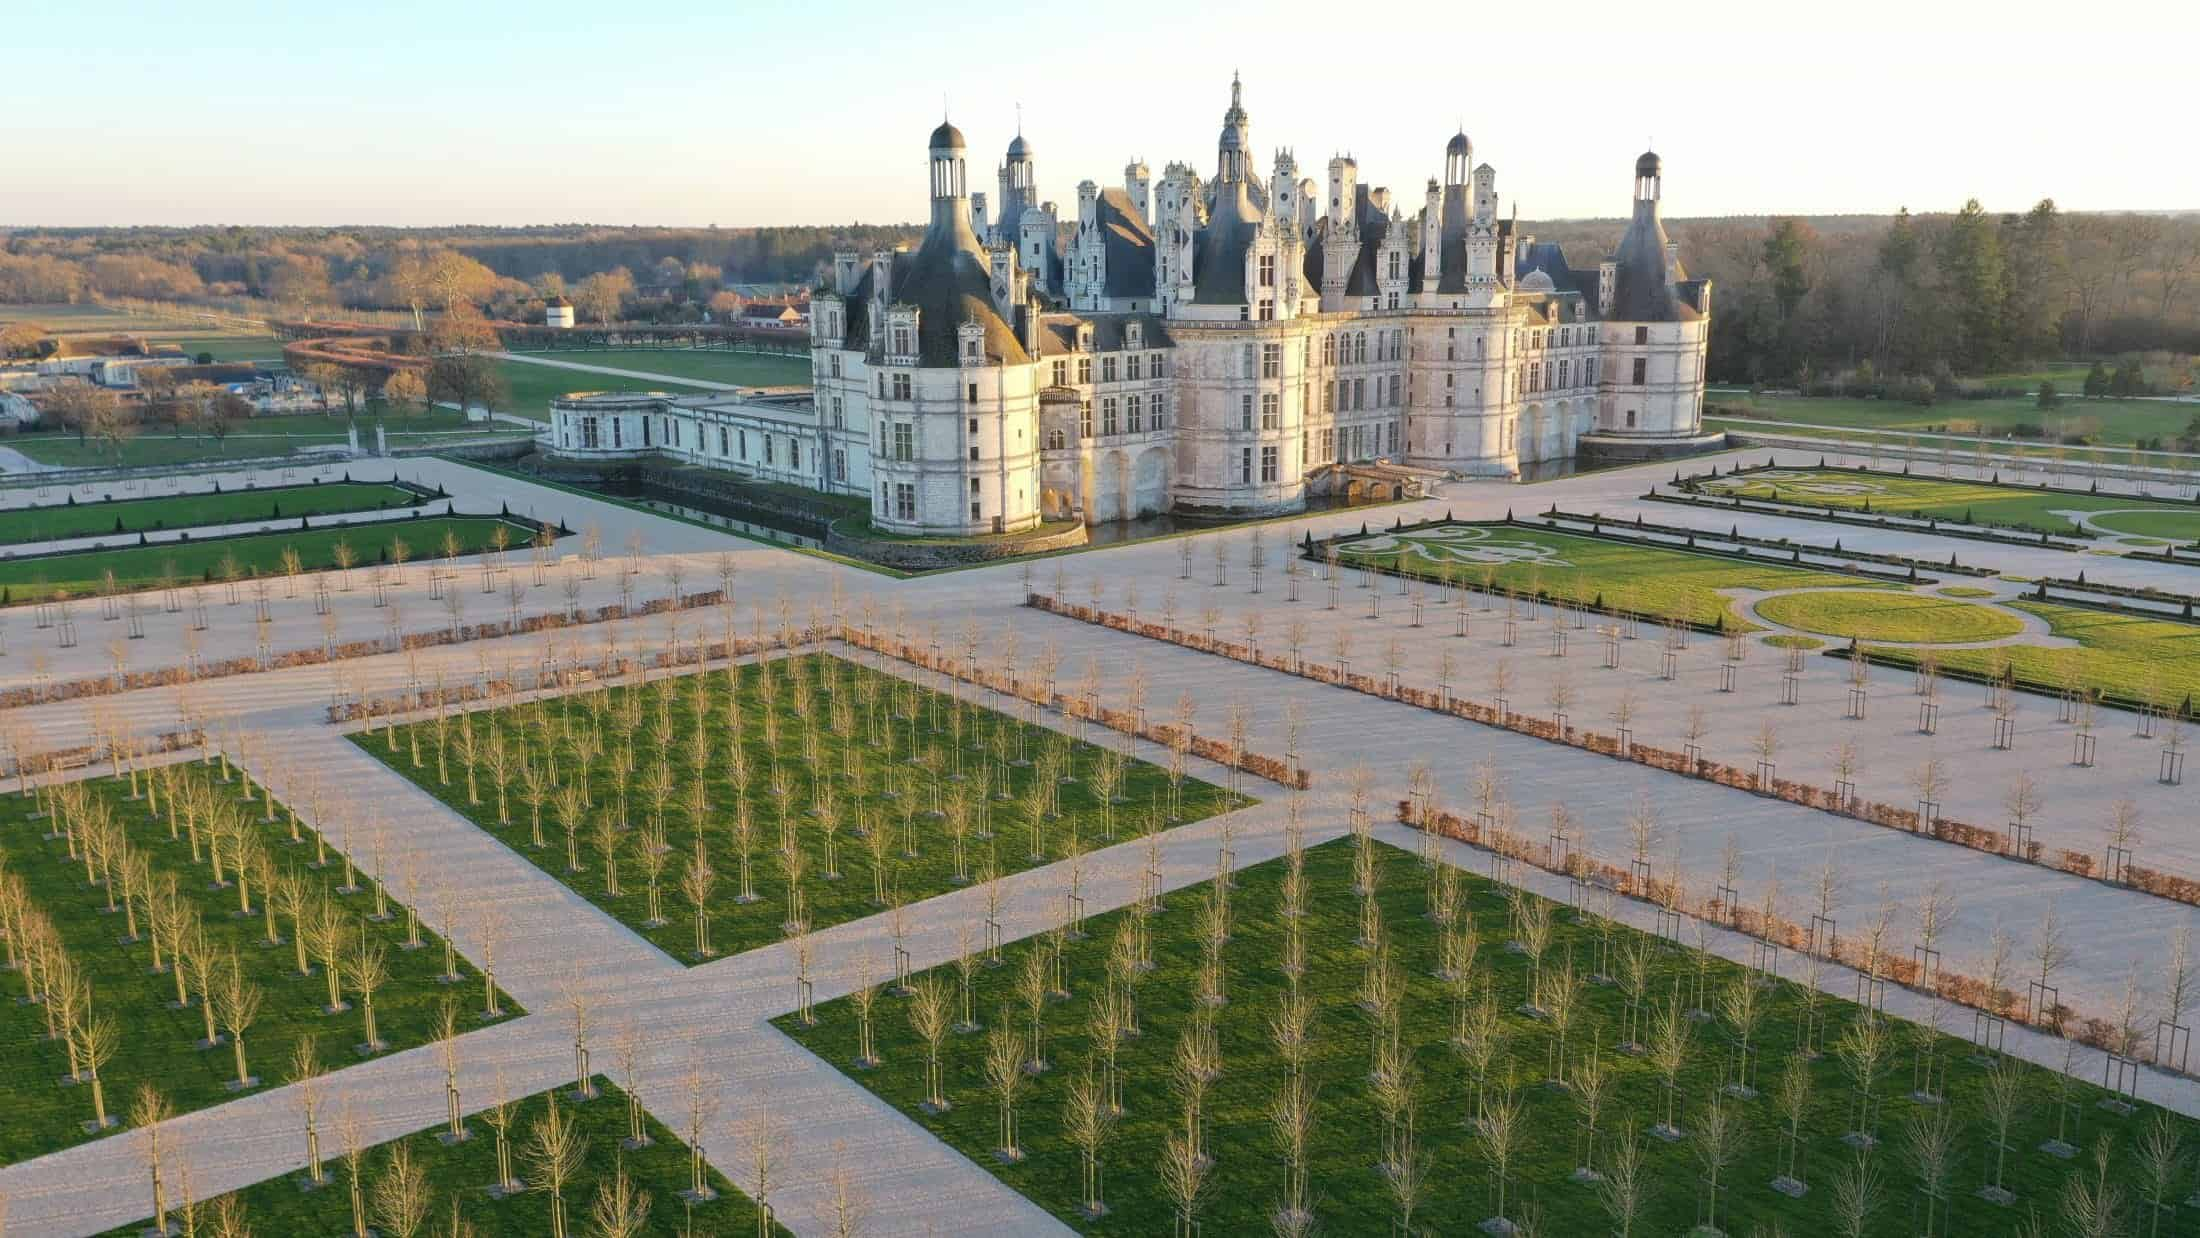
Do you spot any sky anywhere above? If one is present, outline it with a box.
[6,0,2194,229]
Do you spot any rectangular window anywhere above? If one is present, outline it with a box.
[1150,352,1164,377]
[1322,383,1334,414]
[1387,421,1399,454]
[893,326,910,355]
[1261,392,1279,430]
[1242,344,1257,378]
[829,354,842,377]
[1150,394,1166,429]
[832,397,845,428]
[1126,394,1143,432]
[1079,402,1093,439]
[1076,357,1092,383]
[893,422,914,461]
[1126,354,1142,381]
[894,483,915,521]
[891,372,911,400]
[1102,397,1119,436]
[790,441,800,470]
[1240,395,1254,431]
[1052,361,1068,386]
[1352,378,1365,410]
[1101,355,1117,383]
[833,449,847,482]
[1260,444,1278,482]
[1258,253,1275,287]
[1387,374,1401,407]
[581,418,599,448]
[718,426,729,455]
[763,436,774,465]
[1632,357,1647,385]
[1241,446,1253,483]
[1261,342,1281,378]
[1635,325,1649,345]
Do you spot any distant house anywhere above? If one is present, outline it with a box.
[738,303,807,330]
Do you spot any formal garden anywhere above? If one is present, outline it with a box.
[0,513,549,601]
[1687,466,2200,543]
[0,480,429,546]
[0,760,518,1167]
[356,652,1247,964]
[778,829,2200,1236]
[1327,522,1883,630]
[100,1075,789,1238]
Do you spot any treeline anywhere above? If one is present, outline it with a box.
[1531,203,2200,385]
[0,222,924,318]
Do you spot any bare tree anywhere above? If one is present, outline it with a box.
[1829,1150,1882,1238]
[588,1154,652,1238]
[131,1085,175,1233]
[1596,1125,1645,1238]
[524,1090,587,1238]
[371,1142,432,1238]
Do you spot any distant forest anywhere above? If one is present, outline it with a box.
[5,203,2198,388]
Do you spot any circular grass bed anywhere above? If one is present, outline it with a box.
[1935,585,1998,598]
[1755,589,2024,644]
[1761,633,1824,650]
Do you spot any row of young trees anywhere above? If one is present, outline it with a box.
[0,740,512,1163]
[797,782,2200,1237]
[378,638,1218,960]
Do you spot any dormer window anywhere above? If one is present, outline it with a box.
[893,326,912,355]
[1258,254,1275,287]
[1127,322,1143,349]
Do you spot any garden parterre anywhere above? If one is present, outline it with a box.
[0,761,518,1167]
[356,651,1247,964]
[779,832,2195,1236]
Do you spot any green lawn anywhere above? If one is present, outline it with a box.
[491,361,714,424]
[509,348,811,387]
[1330,523,1881,630]
[1754,589,2025,644]
[100,1076,788,1237]
[0,481,422,545]
[1877,599,2200,713]
[1707,391,2193,448]
[10,411,533,469]
[0,514,543,601]
[1691,466,2200,541]
[0,765,519,1168]
[779,835,2182,1236]
[354,653,1246,964]
[166,335,287,363]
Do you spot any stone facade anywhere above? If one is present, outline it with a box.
[548,75,1712,535]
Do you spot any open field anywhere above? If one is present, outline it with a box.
[779,834,2185,1236]
[1756,589,2025,644]
[0,765,518,1168]
[493,361,713,424]
[1692,466,2200,541]
[1329,522,1882,629]
[1709,391,2197,447]
[0,513,542,600]
[509,347,811,387]
[99,1075,788,1237]
[1873,599,2200,712]
[167,335,286,363]
[359,652,1245,964]
[0,480,421,545]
